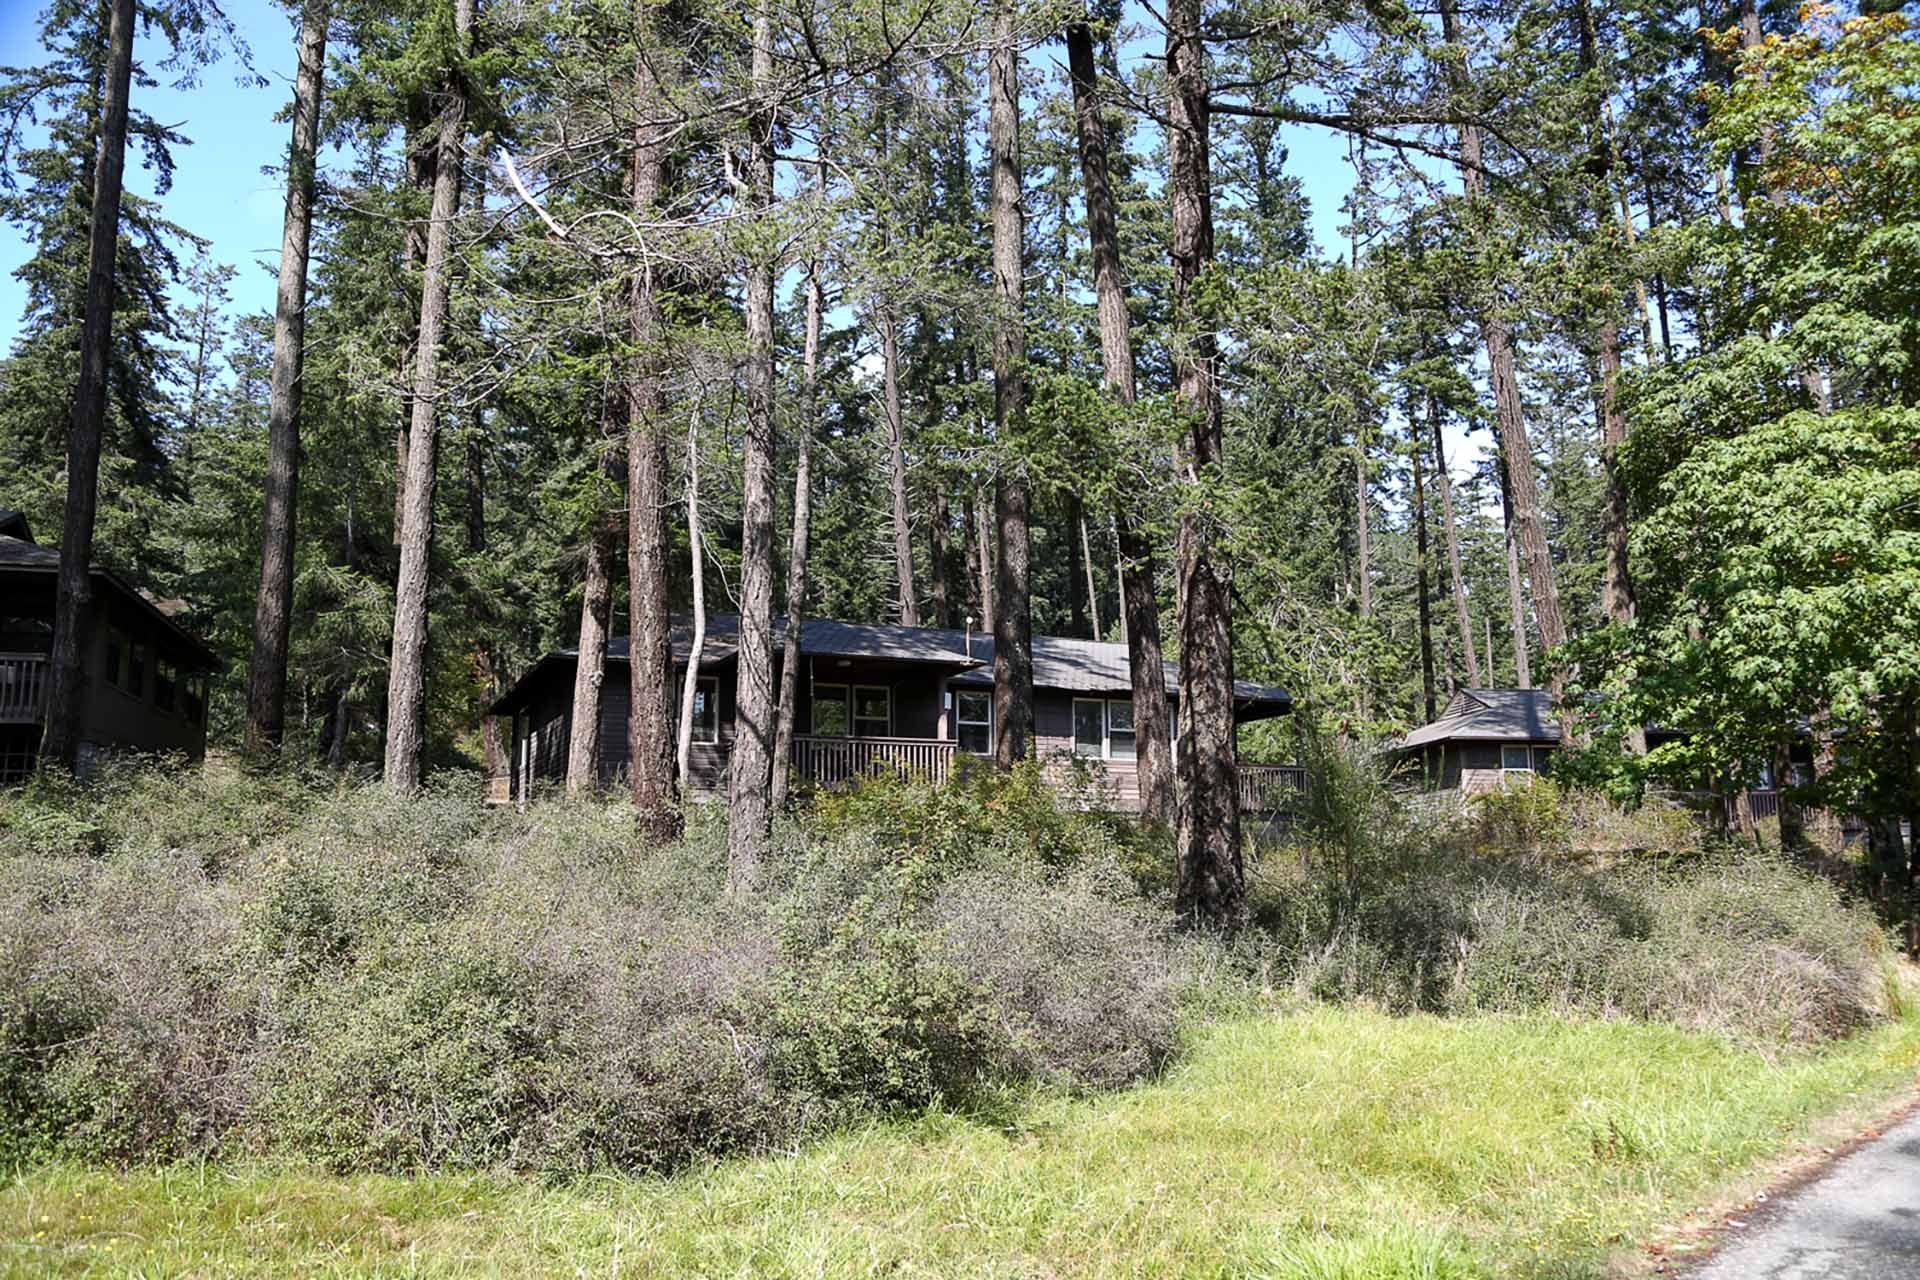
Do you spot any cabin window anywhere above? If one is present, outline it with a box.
[688,676,718,744]
[1107,699,1136,761]
[155,658,178,713]
[1501,745,1536,778]
[126,641,146,699]
[183,674,207,727]
[811,684,849,736]
[955,689,992,755]
[1074,698,1138,760]
[854,686,890,738]
[1073,700,1105,757]
[104,629,125,688]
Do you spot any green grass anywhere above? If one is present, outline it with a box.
[5,1006,1918,1279]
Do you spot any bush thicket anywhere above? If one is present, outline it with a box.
[0,753,1898,1175]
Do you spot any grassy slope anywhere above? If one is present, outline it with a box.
[5,1007,1918,1279]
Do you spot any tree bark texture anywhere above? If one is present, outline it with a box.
[41,0,135,773]
[1439,0,1567,668]
[1429,402,1481,687]
[678,407,707,790]
[382,0,472,792]
[1412,421,1437,723]
[1168,0,1242,925]
[566,437,620,791]
[394,94,435,547]
[988,4,1033,767]
[727,2,779,884]
[1067,17,1172,825]
[626,25,680,840]
[771,163,824,812]
[246,0,329,758]
[1354,442,1372,620]
[881,307,919,626]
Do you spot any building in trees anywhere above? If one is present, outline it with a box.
[0,510,214,780]
[490,613,1297,815]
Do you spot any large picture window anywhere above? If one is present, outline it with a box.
[1501,744,1547,779]
[811,684,849,736]
[854,686,890,737]
[811,684,889,737]
[1074,698,1138,760]
[955,689,992,755]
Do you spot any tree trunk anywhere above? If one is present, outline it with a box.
[1168,0,1241,925]
[678,406,707,790]
[1505,519,1531,688]
[566,439,619,792]
[970,484,995,631]
[246,0,329,759]
[771,156,825,812]
[1067,17,1172,825]
[1066,491,1089,637]
[881,307,918,625]
[1411,416,1437,723]
[41,0,135,774]
[727,1,779,884]
[1439,0,1567,671]
[1428,399,1481,687]
[626,26,680,840]
[929,482,953,628]
[988,4,1032,767]
[1079,504,1101,639]
[394,94,435,548]
[383,0,472,792]
[467,404,506,781]
[1354,441,1372,620]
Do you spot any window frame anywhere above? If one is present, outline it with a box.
[811,682,850,737]
[1500,744,1537,780]
[1073,696,1141,761]
[954,687,993,756]
[688,675,720,745]
[852,684,891,738]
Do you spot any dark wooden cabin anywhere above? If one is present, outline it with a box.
[0,510,216,780]
[489,613,1300,814]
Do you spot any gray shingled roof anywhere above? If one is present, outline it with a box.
[0,533,216,668]
[1394,688,1559,751]
[0,534,58,570]
[0,510,32,542]
[505,612,1292,714]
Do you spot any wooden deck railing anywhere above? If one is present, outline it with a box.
[0,654,47,725]
[1237,762,1307,813]
[793,735,959,788]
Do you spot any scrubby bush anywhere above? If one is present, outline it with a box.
[0,763,1185,1174]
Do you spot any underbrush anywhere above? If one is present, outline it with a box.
[0,753,1899,1180]
[1252,742,1895,1045]
[0,762,1188,1175]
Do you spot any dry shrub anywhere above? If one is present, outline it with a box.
[0,764,1182,1174]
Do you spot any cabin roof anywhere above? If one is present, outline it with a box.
[0,531,217,669]
[1393,688,1560,751]
[492,613,1292,718]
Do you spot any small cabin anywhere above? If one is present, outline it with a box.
[0,510,216,780]
[489,612,1302,814]
[1390,688,1561,796]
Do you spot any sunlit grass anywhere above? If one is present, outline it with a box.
[5,1005,1918,1278]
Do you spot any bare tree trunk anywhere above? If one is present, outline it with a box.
[394,95,434,548]
[678,407,707,790]
[1505,519,1531,688]
[771,157,825,811]
[1411,417,1437,723]
[881,307,919,625]
[1079,504,1101,638]
[929,483,953,628]
[988,4,1032,767]
[1354,442,1372,620]
[467,408,506,780]
[566,432,619,791]
[1067,17,1172,825]
[41,0,135,773]
[1168,0,1241,926]
[244,0,328,758]
[626,27,680,840]
[1439,0,1567,671]
[1066,491,1089,637]
[1429,400,1481,687]
[727,1,779,884]
[973,482,995,631]
[382,0,472,792]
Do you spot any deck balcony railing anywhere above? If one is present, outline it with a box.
[792,735,960,789]
[0,654,48,725]
[1237,762,1308,813]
